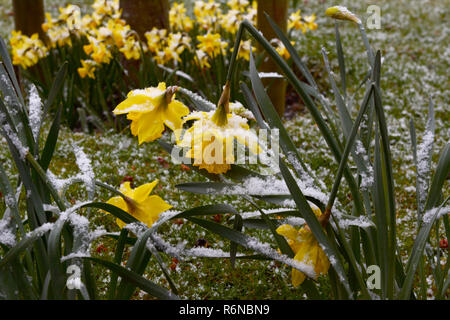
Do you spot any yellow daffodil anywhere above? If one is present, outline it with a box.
[194,50,211,69]
[154,47,180,65]
[92,0,120,19]
[220,10,243,34]
[276,205,330,287]
[145,28,167,54]
[289,10,318,33]
[46,25,72,48]
[197,32,228,58]
[80,14,98,30]
[58,4,82,31]
[84,41,112,64]
[170,3,194,32]
[113,83,190,144]
[227,0,249,12]
[288,10,306,32]
[41,12,55,33]
[325,6,361,24]
[168,33,191,57]
[242,1,257,25]
[232,40,255,61]
[10,31,48,69]
[106,18,129,48]
[194,0,222,30]
[77,59,97,79]
[271,39,293,60]
[106,180,172,228]
[120,36,141,60]
[177,110,261,174]
[303,14,318,31]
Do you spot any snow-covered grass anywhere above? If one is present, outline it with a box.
[0,0,448,299]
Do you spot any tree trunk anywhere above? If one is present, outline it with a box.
[12,0,45,38]
[257,0,288,117]
[119,0,170,39]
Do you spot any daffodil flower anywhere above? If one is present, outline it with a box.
[231,40,255,61]
[197,32,228,58]
[177,110,261,174]
[271,39,294,60]
[113,82,190,144]
[9,31,48,69]
[276,205,330,287]
[106,180,172,229]
[227,0,250,12]
[169,3,194,32]
[77,59,97,79]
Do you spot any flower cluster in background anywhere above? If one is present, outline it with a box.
[7,0,318,131]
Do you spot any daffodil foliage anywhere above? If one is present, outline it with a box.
[1,3,448,301]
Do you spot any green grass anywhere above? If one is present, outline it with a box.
[0,0,449,299]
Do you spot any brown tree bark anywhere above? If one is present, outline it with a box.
[257,0,288,117]
[12,0,45,38]
[119,0,170,39]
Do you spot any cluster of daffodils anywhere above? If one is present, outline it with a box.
[143,0,258,70]
[288,9,318,34]
[9,0,318,72]
[9,1,128,73]
[111,83,330,286]
[9,31,48,69]
[113,82,260,175]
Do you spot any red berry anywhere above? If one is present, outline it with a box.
[96,244,106,253]
[440,239,448,249]
[157,157,169,168]
[121,176,134,184]
[173,218,184,225]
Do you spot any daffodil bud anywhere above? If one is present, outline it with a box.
[325,6,361,24]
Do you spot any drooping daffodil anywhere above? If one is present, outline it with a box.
[176,108,261,174]
[106,180,172,228]
[276,204,330,287]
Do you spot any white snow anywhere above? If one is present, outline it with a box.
[27,84,43,141]
[422,206,450,224]
[0,218,16,247]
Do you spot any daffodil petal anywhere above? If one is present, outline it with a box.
[137,195,173,227]
[134,180,159,203]
[105,196,128,213]
[292,268,306,287]
[276,224,299,241]
[113,95,155,114]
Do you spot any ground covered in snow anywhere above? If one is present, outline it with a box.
[0,0,448,299]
